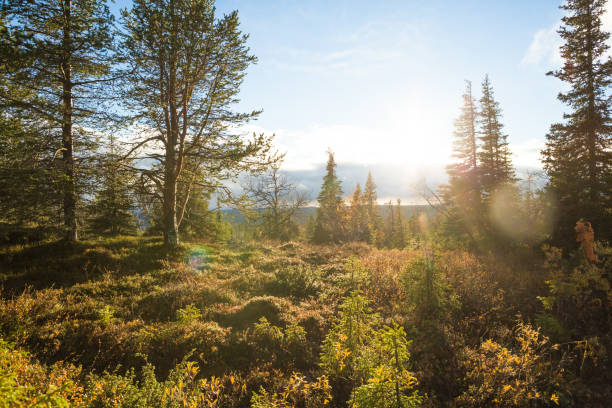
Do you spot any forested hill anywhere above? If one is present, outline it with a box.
[222,205,435,224]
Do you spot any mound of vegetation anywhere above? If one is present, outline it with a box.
[1,234,609,407]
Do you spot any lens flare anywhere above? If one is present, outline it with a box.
[489,184,554,242]
[187,245,212,271]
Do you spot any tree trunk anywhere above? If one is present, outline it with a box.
[62,0,78,242]
[586,7,598,206]
[164,22,180,247]
[163,172,179,246]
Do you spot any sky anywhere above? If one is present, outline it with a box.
[110,0,611,203]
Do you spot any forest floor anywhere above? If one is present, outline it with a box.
[0,236,563,407]
[0,236,388,405]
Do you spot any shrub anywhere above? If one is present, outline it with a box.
[0,338,82,407]
[456,323,563,407]
[250,373,332,408]
[267,265,322,298]
[176,304,202,323]
[351,324,422,408]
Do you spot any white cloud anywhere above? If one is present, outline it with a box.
[265,20,424,75]
[523,5,612,67]
[521,23,562,67]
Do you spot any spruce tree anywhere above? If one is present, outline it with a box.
[363,171,381,244]
[179,189,230,242]
[348,183,367,241]
[1,0,116,241]
[0,115,62,241]
[542,0,612,242]
[384,200,395,248]
[313,150,345,243]
[477,75,515,199]
[88,138,136,236]
[446,81,480,203]
[393,199,406,248]
[442,80,482,238]
[448,80,478,182]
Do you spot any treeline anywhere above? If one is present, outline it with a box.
[235,150,426,248]
[306,151,418,248]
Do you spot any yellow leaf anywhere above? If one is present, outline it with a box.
[550,394,559,405]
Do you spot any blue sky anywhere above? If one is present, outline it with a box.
[110,0,609,202]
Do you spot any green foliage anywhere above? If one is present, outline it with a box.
[363,172,382,245]
[320,291,420,407]
[313,150,345,244]
[441,81,482,243]
[97,305,117,326]
[88,139,137,237]
[0,115,63,242]
[537,244,611,342]
[534,242,612,405]
[176,304,202,324]
[84,358,246,407]
[320,291,378,381]
[179,192,231,243]
[401,251,457,325]
[542,0,612,243]
[2,0,116,241]
[347,183,368,242]
[383,200,407,249]
[267,265,322,298]
[0,339,77,407]
[241,164,307,242]
[351,324,421,408]
[120,0,275,246]
[477,75,515,198]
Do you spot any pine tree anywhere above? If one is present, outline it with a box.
[477,75,515,198]
[1,0,116,241]
[313,150,345,243]
[384,200,406,249]
[445,81,480,207]
[120,0,275,247]
[384,200,395,248]
[542,0,612,242]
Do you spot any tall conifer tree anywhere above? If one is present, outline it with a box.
[313,150,344,243]
[443,80,482,237]
[447,80,478,182]
[363,171,381,243]
[477,75,515,198]
[348,183,367,241]
[1,0,115,241]
[88,137,137,236]
[542,0,612,242]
